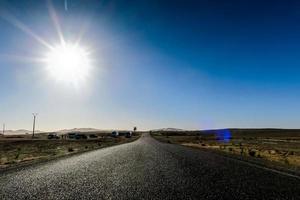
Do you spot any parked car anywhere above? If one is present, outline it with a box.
[125,131,132,138]
[75,134,87,139]
[89,134,98,139]
[67,133,77,139]
[111,131,119,138]
[67,132,87,139]
[47,133,59,139]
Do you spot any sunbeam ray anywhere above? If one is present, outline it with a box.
[47,0,65,46]
[0,11,53,50]
[0,53,44,63]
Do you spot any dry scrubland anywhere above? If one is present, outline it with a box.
[0,132,140,170]
[151,129,300,172]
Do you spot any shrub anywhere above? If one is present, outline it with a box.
[240,148,244,155]
[15,148,21,159]
[257,154,262,158]
[284,159,289,165]
[249,150,256,157]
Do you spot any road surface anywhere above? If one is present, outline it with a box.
[0,133,299,200]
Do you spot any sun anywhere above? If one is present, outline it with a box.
[44,43,91,86]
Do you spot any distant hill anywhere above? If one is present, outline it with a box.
[2,129,44,135]
[1,128,132,135]
[151,128,186,132]
[1,128,104,135]
[57,128,104,133]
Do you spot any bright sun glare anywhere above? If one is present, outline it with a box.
[45,43,91,86]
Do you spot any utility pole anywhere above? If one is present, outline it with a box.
[2,123,4,135]
[32,113,38,138]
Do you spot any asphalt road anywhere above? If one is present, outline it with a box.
[0,133,299,200]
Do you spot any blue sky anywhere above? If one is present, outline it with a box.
[0,0,299,131]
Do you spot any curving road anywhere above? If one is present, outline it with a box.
[0,133,299,200]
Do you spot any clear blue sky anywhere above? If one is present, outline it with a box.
[0,0,299,131]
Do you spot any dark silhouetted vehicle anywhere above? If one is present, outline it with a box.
[67,132,87,139]
[75,134,87,139]
[89,134,98,139]
[111,131,119,138]
[125,131,132,138]
[48,133,59,139]
[67,133,77,139]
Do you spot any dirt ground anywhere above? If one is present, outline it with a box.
[0,133,140,169]
[151,129,300,171]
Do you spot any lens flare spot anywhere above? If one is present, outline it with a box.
[216,129,232,142]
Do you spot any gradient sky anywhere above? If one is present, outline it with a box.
[0,0,300,131]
